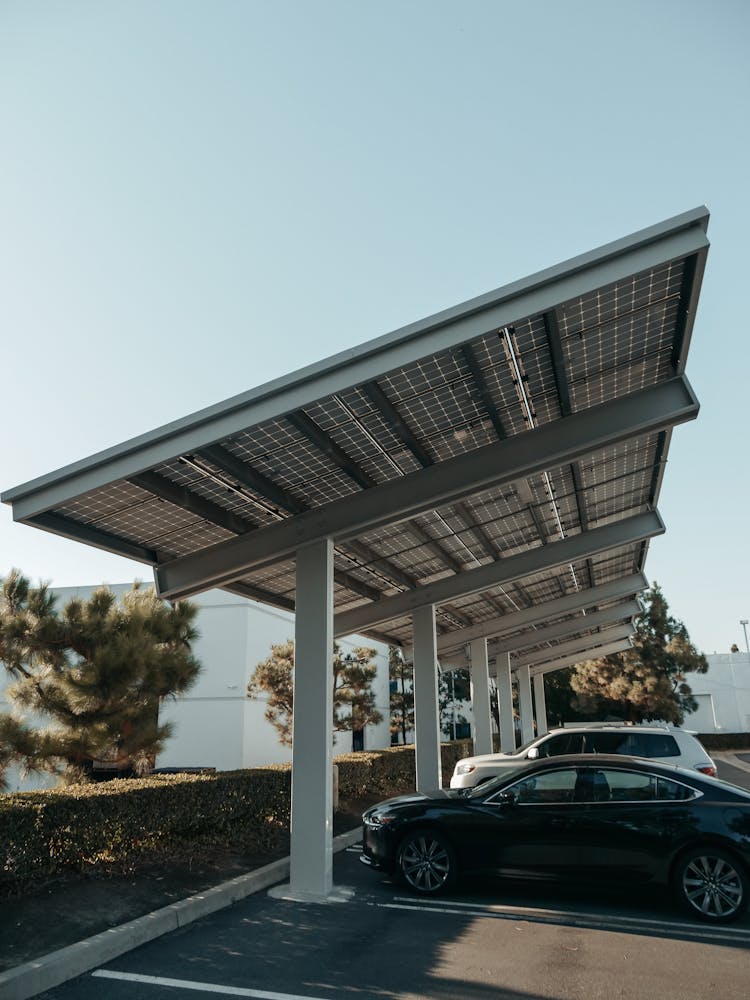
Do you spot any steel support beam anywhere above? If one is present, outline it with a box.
[413,605,442,792]
[510,624,635,670]
[434,574,647,654]
[153,379,692,600]
[494,601,641,656]
[334,513,661,637]
[533,674,548,736]
[496,653,516,753]
[528,639,633,677]
[288,538,334,900]
[469,638,493,756]
[517,665,534,744]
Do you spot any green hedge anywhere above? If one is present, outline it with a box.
[0,740,473,889]
[696,733,750,751]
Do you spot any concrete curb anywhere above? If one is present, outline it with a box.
[0,826,363,1000]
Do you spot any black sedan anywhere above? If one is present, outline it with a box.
[360,754,750,922]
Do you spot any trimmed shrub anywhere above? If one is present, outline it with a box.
[0,739,473,889]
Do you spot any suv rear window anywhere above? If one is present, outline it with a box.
[627,732,680,758]
[582,731,631,754]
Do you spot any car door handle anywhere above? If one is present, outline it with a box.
[550,818,573,828]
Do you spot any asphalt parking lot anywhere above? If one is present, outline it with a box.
[34,758,750,1000]
[36,844,750,1000]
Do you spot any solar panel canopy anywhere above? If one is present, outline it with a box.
[3,207,709,670]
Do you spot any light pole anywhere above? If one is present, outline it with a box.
[741,620,750,662]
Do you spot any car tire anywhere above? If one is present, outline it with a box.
[396,828,457,895]
[672,846,748,922]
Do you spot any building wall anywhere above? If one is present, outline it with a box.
[683,652,750,734]
[1,582,392,790]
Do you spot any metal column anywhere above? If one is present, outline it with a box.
[516,664,534,744]
[412,604,442,791]
[288,538,334,899]
[469,638,493,756]
[533,672,548,737]
[496,651,516,753]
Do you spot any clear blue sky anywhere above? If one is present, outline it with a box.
[1,1,748,655]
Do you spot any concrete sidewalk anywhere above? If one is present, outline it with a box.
[0,827,362,1000]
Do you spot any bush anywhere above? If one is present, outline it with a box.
[696,733,750,751]
[0,739,472,890]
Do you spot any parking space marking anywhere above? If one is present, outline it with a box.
[371,898,750,944]
[92,970,333,999]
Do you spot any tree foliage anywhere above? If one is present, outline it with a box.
[388,645,414,745]
[439,668,470,738]
[569,585,707,724]
[247,640,383,747]
[0,570,201,786]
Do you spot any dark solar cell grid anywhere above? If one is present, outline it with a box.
[510,318,562,427]
[57,480,152,524]
[585,485,650,523]
[428,419,499,462]
[228,420,304,464]
[577,435,658,489]
[378,349,469,400]
[358,522,418,559]
[245,561,296,595]
[160,521,236,558]
[58,496,208,553]
[334,551,401,595]
[558,262,684,338]
[156,460,276,528]
[303,397,410,482]
[463,331,530,437]
[564,299,679,389]
[394,378,488,445]
[568,348,675,414]
[460,486,525,524]
[588,545,638,582]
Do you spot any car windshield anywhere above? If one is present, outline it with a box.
[462,762,530,798]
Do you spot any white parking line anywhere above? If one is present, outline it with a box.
[92,970,333,999]
[375,898,750,943]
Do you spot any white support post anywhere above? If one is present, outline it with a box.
[287,538,334,900]
[533,673,548,737]
[413,604,442,791]
[517,664,534,744]
[496,652,516,753]
[469,638,493,756]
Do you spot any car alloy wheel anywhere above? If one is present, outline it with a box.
[398,830,455,894]
[676,849,747,922]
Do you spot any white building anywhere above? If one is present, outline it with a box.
[1,583,392,792]
[683,652,750,734]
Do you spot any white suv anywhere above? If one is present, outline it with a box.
[450,724,717,789]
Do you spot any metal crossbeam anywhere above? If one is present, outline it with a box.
[433,573,647,653]
[333,512,663,636]
[155,378,694,600]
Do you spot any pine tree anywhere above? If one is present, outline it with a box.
[0,570,201,785]
[569,585,707,724]
[247,640,382,747]
[388,645,414,745]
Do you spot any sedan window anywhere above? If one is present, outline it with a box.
[605,769,656,801]
[497,768,579,805]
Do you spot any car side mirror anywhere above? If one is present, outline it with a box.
[527,747,540,760]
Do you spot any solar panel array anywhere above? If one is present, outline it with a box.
[32,255,699,656]
[4,211,708,667]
